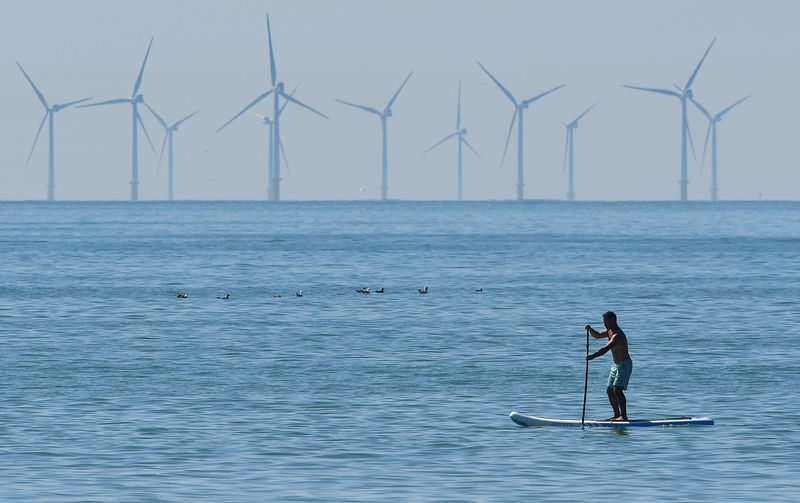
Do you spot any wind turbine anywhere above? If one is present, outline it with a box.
[623,39,715,201]
[143,104,199,201]
[335,70,413,201]
[80,37,157,201]
[422,82,480,201]
[561,101,599,201]
[17,61,92,201]
[217,14,328,201]
[689,94,750,201]
[477,61,564,200]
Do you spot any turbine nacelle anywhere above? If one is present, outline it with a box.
[276,82,285,93]
[132,94,144,104]
[459,128,467,135]
[384,108,393,118]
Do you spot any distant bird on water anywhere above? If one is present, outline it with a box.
[295,290,303,297]
[217,293,230,300]
[356,287,370,294]
[176,292,188,299]
[475,286,483,292]
[375,288,384,293]
[418,286,428,294]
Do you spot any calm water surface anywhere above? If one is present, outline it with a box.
[1,201,798,502]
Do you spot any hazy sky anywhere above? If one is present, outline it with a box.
[1,0,797,201]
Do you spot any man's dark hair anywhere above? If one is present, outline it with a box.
[603,311,617,323]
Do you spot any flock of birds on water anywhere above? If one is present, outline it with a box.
[174,285,484,299]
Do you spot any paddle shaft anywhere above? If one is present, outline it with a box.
[582,328,589,427]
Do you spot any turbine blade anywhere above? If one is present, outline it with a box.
[157,132,168,175]
[461,136,481,159]
[689,96,711,119]
[573,100,600,123]
[422,131,458,154]
[279,137,290,174]
[59,97,93,109]
[522,84,566,106]
[562,127,570,176]
[700,123,711,173]
[279,83,300,115]
[281,92,328,119]
[477,61,517,106]
[79,98,130,108]
[137,110,157,153]
[717,95,750,118]
[621,85,681,98]
[456,81,462,130]
[685,114,696,161]
[142,101,168,129]
[500,108,518,168]
[248,110,269,121]
[266,14,277,87]
[16,62,49,109]
[335,99,381,116]
[216,90,274,132]
[132,37,154,97]
[385,70,413,111]
[26,112,48,167]
[684,38,715,90]
[172,109,200,129]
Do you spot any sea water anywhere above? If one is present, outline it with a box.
[1,200,798,502]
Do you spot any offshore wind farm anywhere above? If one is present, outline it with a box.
[1,1,794,201]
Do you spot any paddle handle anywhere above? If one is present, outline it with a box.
[582,328,590,427]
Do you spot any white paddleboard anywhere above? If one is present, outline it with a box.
[510,411,714,428]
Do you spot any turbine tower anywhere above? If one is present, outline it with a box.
[143,104,199,201]
[561,102,599,201]
[80,37,157,201]
[17,62,92,201]
[477,61,564,200]
[689,95,750,201]
[623,39,715,201]
[217,15,327,201]
[335,71,413,201]
[422,82,480,201]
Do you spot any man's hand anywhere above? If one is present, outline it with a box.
[586,353,594,361]
[585,325,592,332]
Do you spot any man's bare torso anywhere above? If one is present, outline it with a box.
[608,329,631,364]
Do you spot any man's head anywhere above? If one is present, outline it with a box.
[602,311,617,329]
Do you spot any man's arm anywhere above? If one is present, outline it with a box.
[585,325,609,339]
[587,334,618,360]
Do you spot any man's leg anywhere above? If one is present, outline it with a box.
[606,386,620,420]
[613,387,627,420]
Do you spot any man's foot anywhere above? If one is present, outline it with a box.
[605,417,618,421]
[608,416,628,421]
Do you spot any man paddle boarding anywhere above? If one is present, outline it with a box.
[585,311,632,421]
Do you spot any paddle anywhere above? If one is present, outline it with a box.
[582,327,590,428]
